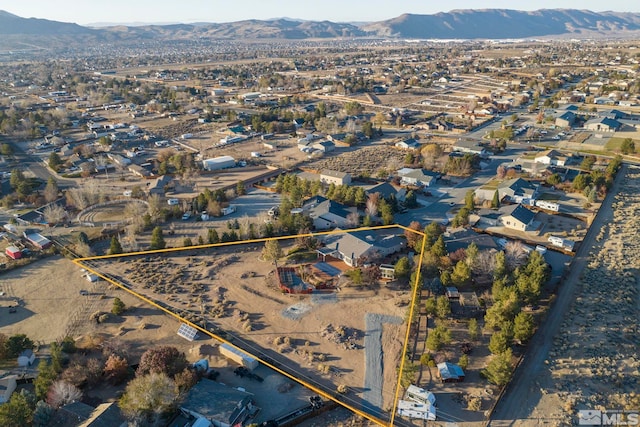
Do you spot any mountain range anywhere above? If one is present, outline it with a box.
[2,9,640,41]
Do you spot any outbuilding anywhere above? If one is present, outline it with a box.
[202,156,235,171]
[17,349,35,367]
[5,246,22,260]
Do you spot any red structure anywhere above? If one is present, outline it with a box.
[276,266,313,294]
[5,246,22,260]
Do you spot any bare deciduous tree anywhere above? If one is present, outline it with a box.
[505,241,528,269]
[47,380,82,408]
[365,193,379,218]
[346,212,360,228]
[43,204,66,225]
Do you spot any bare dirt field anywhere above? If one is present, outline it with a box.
[91,239,411,422]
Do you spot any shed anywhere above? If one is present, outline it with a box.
[23,232,52,249]
[18,349,35,367]
[5,246,22,260]
[437,362,465,383]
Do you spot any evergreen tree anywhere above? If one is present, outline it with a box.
[262,239,283,262]
[489,330,510,354]
[207,228,219,244]
[34,360,57,400]
[150,226,165,250]
[484,348,513,386]
[112,297,126,315]
[109,236,123,255]
[451,260,472,287]
[464,190,475,210]
[514,311,535,343]
[394,257,411,280]
[436,295,451,319]
[431,235,447,257]
[491,190,500,208]
[468,318,479,340]
[48,152,63,171]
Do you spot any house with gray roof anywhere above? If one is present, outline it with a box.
[397,168,438,188]
[555,111,576,128]
[321,229,405,267]
[395,138,421,150]
[302,196,357,230]
[475,177,538,203]
[365,182,406,202]
[499,204,536,231]
[452,139,488,157]
[180,379,259,427]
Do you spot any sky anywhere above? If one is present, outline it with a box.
[1,0,639,25]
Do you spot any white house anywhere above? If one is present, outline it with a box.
[534,149,567,166]
[0,376,17,404]
[320,169,351,186]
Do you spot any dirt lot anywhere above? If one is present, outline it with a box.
[92,239,410,422]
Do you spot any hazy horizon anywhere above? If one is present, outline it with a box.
[1,0,639,26]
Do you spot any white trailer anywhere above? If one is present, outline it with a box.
[222,205,236,216]
[219,343,259,370]
[397,400,436,421]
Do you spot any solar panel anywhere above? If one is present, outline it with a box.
[177,323,198,342]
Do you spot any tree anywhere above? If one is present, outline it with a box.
[431,235,447,257]
[32,400,54,427]
[0,390,33,426]
[104,353,129,385]
[491,190,500,208]
[436,295,451,319]
[620,138,635,155]
[484,348,513,386]
[379,199,394,225]
[112,297,126,315]
[394,257,411,281]
[34,359,58,400]
[119,372,179,424]
[207,228,220,244]
[47,380,82,408]
[174,368,198,393]
[426,324,452,351]
[5,334,33,358]
[42,204,66,225]
[424,297,437,318]
[458,354,469,370]
[44,178,59,203]
[489,330,510,354]
[0,143,13,157]
[236,181,246,196]
[468,318,479,340]
[150,226,166,250]
[48,152,63,171]
[109,236,123,255]
[451,260,472,286]
[464,190,475,210]
[261,239,283,262]
[137,346,187,378]
[513,311,535,343]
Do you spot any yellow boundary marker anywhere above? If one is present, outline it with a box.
[74,224,426,426]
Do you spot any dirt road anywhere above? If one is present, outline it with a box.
[487,164,628,426]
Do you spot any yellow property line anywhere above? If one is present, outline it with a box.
[74,224,427,426]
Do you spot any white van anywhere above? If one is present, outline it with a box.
[167,198,179,206]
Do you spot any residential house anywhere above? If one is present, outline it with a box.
[148,175,173,195]
[312,140,335,153]
[180,379,259,427]
[492,177,538,203]
[443,229,499,253]
[302,196,356,230]
[49,401,126,427]
[397,168,438,188]
[321,229,406,267]
[395,138,421,150]
[499,204,536,231]
[365,182,406,202]
[534,149,568,167]
[585,117,621,132]
[320,169,351,186]
[555,111,576,128]
[452,139,488,156]
[0,376,17,404]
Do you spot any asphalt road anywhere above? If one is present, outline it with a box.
[487,163,627,426]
